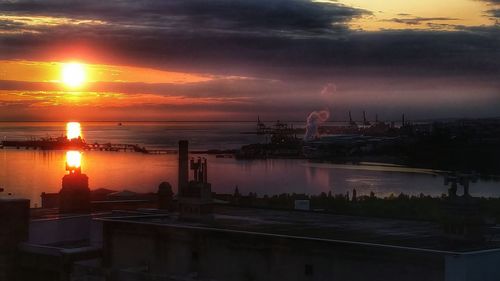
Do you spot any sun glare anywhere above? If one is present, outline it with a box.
[61,62,86,88]
[66,122,82,140]
[66,150,82,169]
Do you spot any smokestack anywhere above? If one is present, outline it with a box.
[197,158,202,182]
[178,140,189,196]
[363,111,367,123]
[203,158,208,183]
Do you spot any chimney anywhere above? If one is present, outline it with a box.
[197,158,202,182]
[203,158,208,183]
[178,140,189,196]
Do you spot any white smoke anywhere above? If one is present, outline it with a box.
[320,83,337,98]
[304,110,330,141]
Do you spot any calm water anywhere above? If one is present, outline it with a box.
[0,121,269,150]
[0,122,498,206]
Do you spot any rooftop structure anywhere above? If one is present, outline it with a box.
[178,141,213,220]
[59,151,90,214]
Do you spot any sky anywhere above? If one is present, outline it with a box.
[0,0,498,121]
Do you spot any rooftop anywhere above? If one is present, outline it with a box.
[98,205,500,254]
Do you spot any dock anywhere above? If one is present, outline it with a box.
[0,138,177,154]
[0,138,235,155]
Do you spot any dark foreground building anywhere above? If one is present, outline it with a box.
[4,200,500,281]
[89,206,500,281]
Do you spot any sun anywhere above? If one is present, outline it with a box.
[61,62,86,88]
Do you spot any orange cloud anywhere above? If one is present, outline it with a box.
[0,60,213,84]
[0,90,251,109]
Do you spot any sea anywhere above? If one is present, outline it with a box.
[0,121,498,206]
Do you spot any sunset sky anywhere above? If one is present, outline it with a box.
[0,0,498,121]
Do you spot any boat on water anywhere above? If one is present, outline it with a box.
[215,154,233,158]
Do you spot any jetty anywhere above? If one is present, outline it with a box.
[0,136,235,155]
[0,136,178,154]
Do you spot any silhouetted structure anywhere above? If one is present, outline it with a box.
[363,111,370,126]
[348,110,357,127]
[178,140,189,195]
[178,141,213,220]
[158,181,174,210]
[442,173,484,243]
[0,198,30,280]
[233,185,241,204]
[59,159,90,214]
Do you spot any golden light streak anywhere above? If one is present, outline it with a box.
[0,90,250,109]
[0,15,106,26]
[0,60,214,84]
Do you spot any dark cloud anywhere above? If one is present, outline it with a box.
[0,0,498,120]
[0,0,497,79]
[0,0,366,35]
[387,17,459,25]
[0,19,26,30]
[487,8,500,17]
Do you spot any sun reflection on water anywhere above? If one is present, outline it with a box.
[65,150,82,170]
[66,122,82,140]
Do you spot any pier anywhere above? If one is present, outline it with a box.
[0,138,236,155]
[0,138,178,154]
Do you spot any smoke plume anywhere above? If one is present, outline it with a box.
[304,110,330,141]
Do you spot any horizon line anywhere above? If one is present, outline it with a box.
[0,116,499,123]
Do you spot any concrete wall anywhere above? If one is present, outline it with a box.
[103,221,445,281]
[0,198,30,281]
[29,215,103,246]
[445,249,500,281]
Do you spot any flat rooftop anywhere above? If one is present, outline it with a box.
[99,205,500,253]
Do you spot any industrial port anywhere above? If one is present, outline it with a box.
[237,114,500,175]
[3,114,500,175]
